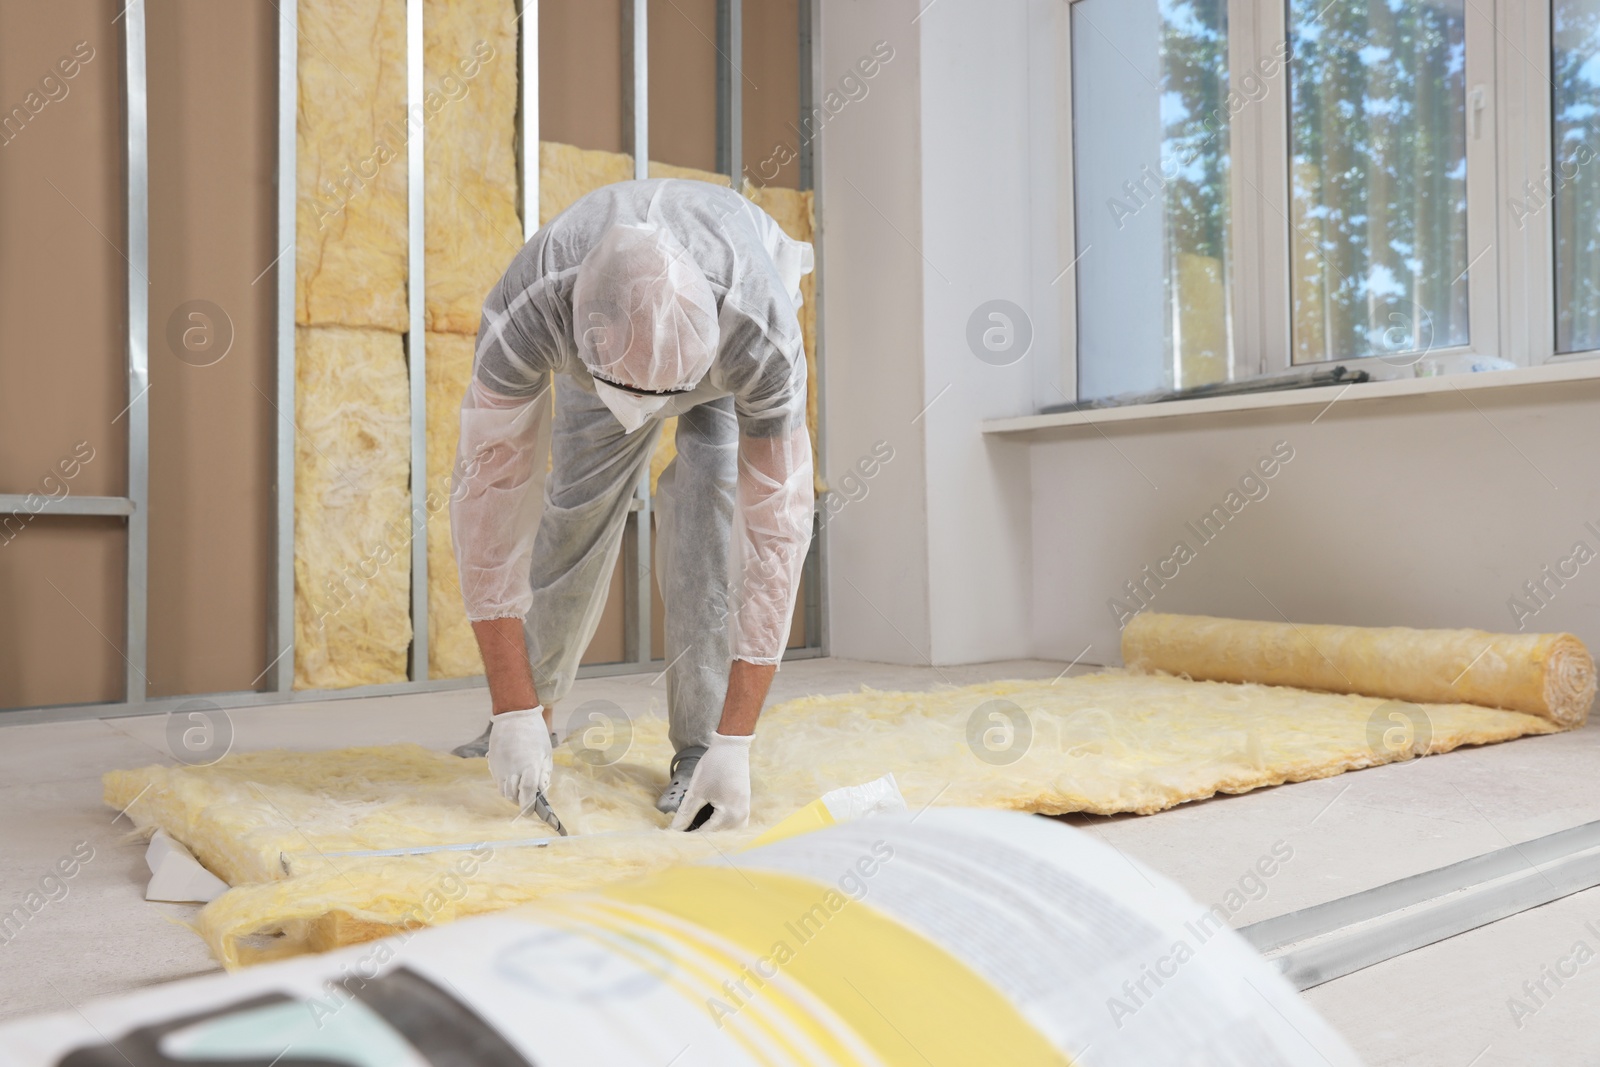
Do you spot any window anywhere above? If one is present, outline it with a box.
[1068,0,1589,406]
[1554,0,1600,354]
[1287,0,1469,364]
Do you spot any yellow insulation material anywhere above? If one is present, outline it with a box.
[539,141,635,224]
[650,415,679,497]
[296,0,409,331]
[647,159,735,187]
[538,141,734,226]
[105,671,1558,967]
[423,0,521,334]
[1124,613,1597,728]
[293,327,413,689]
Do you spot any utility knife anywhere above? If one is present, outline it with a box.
[531,790,568,837]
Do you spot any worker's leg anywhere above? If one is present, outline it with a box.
[524,376,663,717]
[653,397,738,811]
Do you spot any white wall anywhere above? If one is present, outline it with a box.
[819,0,1069,666]
[917,1,1055,663]
[817,0,932,664]
[1031,381,1600,667]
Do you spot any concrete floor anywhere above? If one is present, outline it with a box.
[3,656,1599,1065]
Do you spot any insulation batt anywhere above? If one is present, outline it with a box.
[104,671,1558,967]
[293,327,413,688]
[1124,612,1597,728]
[540,141,640,224]
[296,0,408,331]
[423,0,520,334]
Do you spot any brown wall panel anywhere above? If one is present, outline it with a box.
[0,0,129,709]
[144,0,277,699]
[648,0,717,173]
[0,1,126,494]
[540,0,624,153]
[743,0,801,190]
[0,517,125,708]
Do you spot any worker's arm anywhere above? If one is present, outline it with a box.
[671,236,815,831]
[670,417,812,833]
[473,617,554,816]
[725,421,815,663]
[717,659,776,735]
[666,659,778,832]
[453,260,563,632]
[715,415,815,739]
[452,379,551,625]
[453,316,557,806]
[472,617,544,720]
[451,251,573,810]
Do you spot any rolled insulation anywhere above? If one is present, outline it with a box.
[1123,612,1596,727]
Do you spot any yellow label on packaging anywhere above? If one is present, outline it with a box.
[596,866,1068,1067]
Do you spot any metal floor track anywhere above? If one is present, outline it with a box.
[1239,819,1600,990]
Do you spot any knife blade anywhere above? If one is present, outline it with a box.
[531,789,569,836]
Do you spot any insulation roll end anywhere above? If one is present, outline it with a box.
[1541,634,1596,728]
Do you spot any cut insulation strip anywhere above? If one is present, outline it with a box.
[1123,613,1597,727]
[103,672,1562,967]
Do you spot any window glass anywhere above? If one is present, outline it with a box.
[1554,0,1600,353]
[1073,0,1232,402]
[1287,0,1469,363]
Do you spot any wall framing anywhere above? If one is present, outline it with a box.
[5,0,825,724]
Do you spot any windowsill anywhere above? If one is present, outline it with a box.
[981,356,1600,438]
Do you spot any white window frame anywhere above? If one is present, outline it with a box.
[1059,0,1594,408]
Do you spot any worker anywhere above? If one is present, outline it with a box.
[448,179,815,832]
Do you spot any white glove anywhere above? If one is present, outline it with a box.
[670,732,753,832]
[487,706,553,812]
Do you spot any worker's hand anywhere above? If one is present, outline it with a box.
[487,706,553,812]
[670,733,752,832]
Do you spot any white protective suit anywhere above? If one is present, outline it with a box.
[451,179,815,759]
